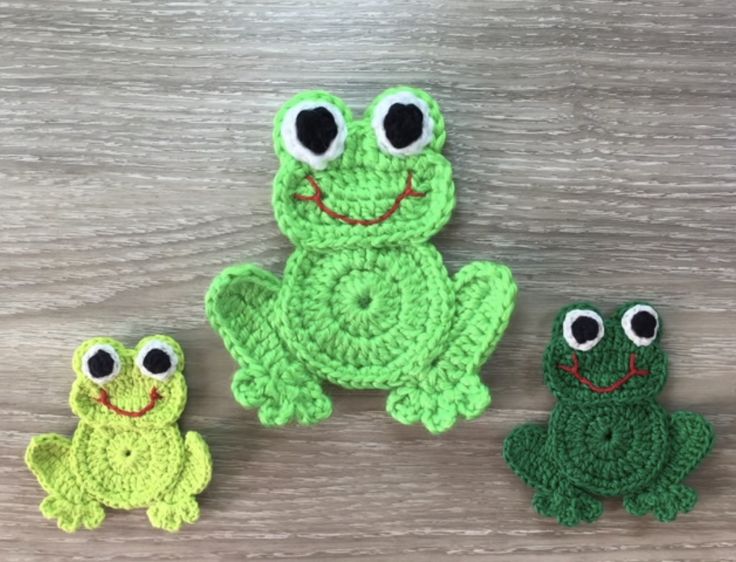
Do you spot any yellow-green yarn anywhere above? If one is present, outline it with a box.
[206,86,517,434]
[25,336,212,532]
[504,303,715,526]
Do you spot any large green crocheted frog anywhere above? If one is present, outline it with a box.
[504,303,714,526]
[206,86,517,434]
[25,336,212,532]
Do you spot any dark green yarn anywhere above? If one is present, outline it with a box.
[504,302,715,526]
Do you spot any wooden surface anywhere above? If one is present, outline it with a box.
[1,0,735,560]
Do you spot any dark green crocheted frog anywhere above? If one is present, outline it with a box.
[206,87,517,434]
[504,302,714,526]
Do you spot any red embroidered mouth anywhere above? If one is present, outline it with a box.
[97,387,161,417]
[559,353,650,393]
[293,172,425,226]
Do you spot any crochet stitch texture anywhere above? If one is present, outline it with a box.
[25,336,212,532]
[504,303,714,526]
[206,86,517,434]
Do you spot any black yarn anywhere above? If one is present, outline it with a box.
[383,103,424,149]
[296,107,338,155]
[143,348,172,375]
[88,349,115,379]
[571,316,600,345]
[631,310,657,339]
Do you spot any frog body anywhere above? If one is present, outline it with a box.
[504,303,714,525]
[206,87,517,433]
[279,245,453,388]
[25,336,212,532]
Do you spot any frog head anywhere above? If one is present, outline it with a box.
[272,86,454,249]
[543,302,667,404]
[70,336,187,428]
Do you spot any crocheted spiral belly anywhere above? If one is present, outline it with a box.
[279,245,454,388]
[549,403,668,496]
[72,424,184,508]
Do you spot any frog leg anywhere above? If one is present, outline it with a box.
[624,411,714,522]
[386,261,517,434]
[147,431,213,532]
[25,434,105,532]
[504,424,603,526]
[206,264,332,425]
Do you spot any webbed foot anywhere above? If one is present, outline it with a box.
[26,433,105,532]
[40,496,105,532]
[386,372,490,434]
[624,483,697,522]
[207,263,332,425]
[504,423,602,526]
[623,411,713,521]
[534,491,603,526]
[147,497,200,532]
[232,365,332,426]
[387,261,515,434]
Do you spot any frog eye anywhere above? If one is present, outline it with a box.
[280,101,347,170]
[372,91,434,156]
[81,344,122,385]
[136,339,179,381]
[562,309,605,351]
[622,304,659,347]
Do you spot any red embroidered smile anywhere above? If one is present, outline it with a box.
[559,353,650,394]
[97,387,161,417]
[293,172,425,226]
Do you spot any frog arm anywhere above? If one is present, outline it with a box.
[147,431,213,532]
[386,261,516,434]
[206,263,332,425]
[503,424,603,526]
[624,411,715,522]
[25,433,105,532]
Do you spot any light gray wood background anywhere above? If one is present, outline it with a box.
[1,0,735,560]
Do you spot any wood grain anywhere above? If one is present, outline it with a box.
[1,0,735,560]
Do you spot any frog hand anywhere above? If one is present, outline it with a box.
[26,434,105,532]
[147,431,212,532]
[206,263,332,426]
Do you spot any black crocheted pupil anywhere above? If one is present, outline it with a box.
[88,349,115,378]
[571,316,600,344]
[631,310,657,339]
[296,107,338,155]
[143,348,172,374]
[383,103,424,149]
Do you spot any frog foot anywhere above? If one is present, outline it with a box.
[232,366,332,426]
[40,496,105,532]
[386,372,490,434]
[624,483,698,522]
[147,497,200,532]
[533,491,603,527]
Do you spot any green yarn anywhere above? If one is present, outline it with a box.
[206,86,517,434]
[25,336,212,532]
[504,303,714,526]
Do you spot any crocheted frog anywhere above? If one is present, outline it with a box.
[504,303,714,526]
[206,87,517,434]
[25,336,212,532]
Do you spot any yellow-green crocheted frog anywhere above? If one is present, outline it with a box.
[207,86,517,434]
[25,336,212,532]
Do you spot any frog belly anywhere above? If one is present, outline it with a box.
[72,423,184,508]
[279,245,454,388]
[549,403,668,496]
